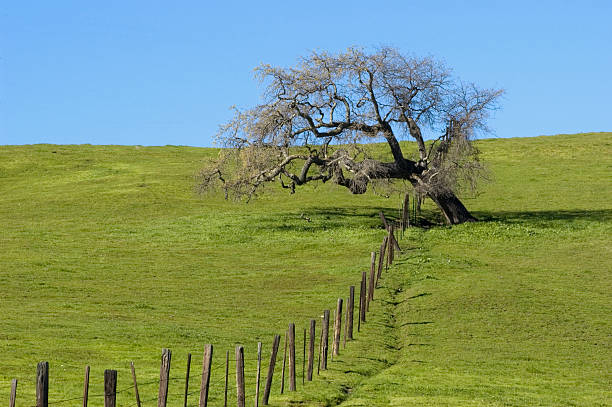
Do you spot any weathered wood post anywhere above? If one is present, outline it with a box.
[302,328,306,385]
[332,298,343,356]
[343,298,348,348]
[321,310,330,370]
[255,342,262,407]
[224,350,229,407]
[347,286,355,340]
[235,346,245,407]
[316,321,322,375]
[184,353,191,407]
[387,226,394,265]
[83,366,90,407]
[158,348,171,407]
[376,236,387,286]
[368,251,376,307]
[288,323,296,391]
[104,370,117,407]
[402,193,410,230]
[262,335,280,405]
[36,362,48,407]
[280,331,287,394]
[307,320,315,381]
[379,211,389,229]
[130,362,141,407]
[360,272,367,323]
[199,345,213,407]
[9,379,17,407]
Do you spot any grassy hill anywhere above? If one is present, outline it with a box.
[0,133,610,406]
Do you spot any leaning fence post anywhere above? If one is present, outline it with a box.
[307,320,315,381]
[376,236,388,286]
[9,379,17,407]
[262,334,280,405]
[368,251,377,307]
[83,366,90,407]
[104,370,117,407]
[199,345,213,407]
[288,323,296,391]
[36,362,48,407]
[158,348,171,407]
[379,211,389,229]
[347,286,355,340]
[333,298,343,356]
[235,346,245,407]
[184,353,191,407]
[321,310,330,370]
[130,362,141,407]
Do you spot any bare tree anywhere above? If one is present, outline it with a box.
[198,47,502,224]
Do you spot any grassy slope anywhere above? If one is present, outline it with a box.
[1,133,611,406]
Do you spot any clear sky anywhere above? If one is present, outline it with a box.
[1,1,610,147]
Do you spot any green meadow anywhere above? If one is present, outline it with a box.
[1,133,610,406]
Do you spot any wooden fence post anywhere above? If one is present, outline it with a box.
[302,329,306,385]
[321,310,330,370]
[158,348,171,407]
[403,193,410,230]
[376,236,387,286]
[333,298,343,356]
[130,362,141,407]
[347,286,355,340]
[36,362,48,407]
[184,353,191,407]
[379,211,388,229]
[83,366,90,407]
[199,345,213,407]
[288,323,296,391]
[387,226,394,265]
[224,350,229,407]
[262,335,280,405]
[280,331,287,394]
[317,320,322,375]
[343,298,348,348]
[104,370,117,407]
[9,379,17,407]
[368,251,376,307]
[330,310,335,363]
[255,342,262,407]
[360,272,367,323]
[235,346,245,407]
[307,320,315,381]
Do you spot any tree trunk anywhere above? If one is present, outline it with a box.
[427,190,477,225]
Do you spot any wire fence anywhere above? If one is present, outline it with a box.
[6,216,403,407]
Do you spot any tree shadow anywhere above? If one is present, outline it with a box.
[253,205,401,232]
[473,209,612,224]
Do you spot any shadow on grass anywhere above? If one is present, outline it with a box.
[400,321,434,327]
[253,206,401,232]
[473,209,612,224]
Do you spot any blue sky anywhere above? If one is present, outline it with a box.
[1,1,610,147]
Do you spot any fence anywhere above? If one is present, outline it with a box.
[6,213,405,407]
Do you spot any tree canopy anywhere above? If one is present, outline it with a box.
[198,47,503,224]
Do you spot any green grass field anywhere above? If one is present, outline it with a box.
[1,133,610,406]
